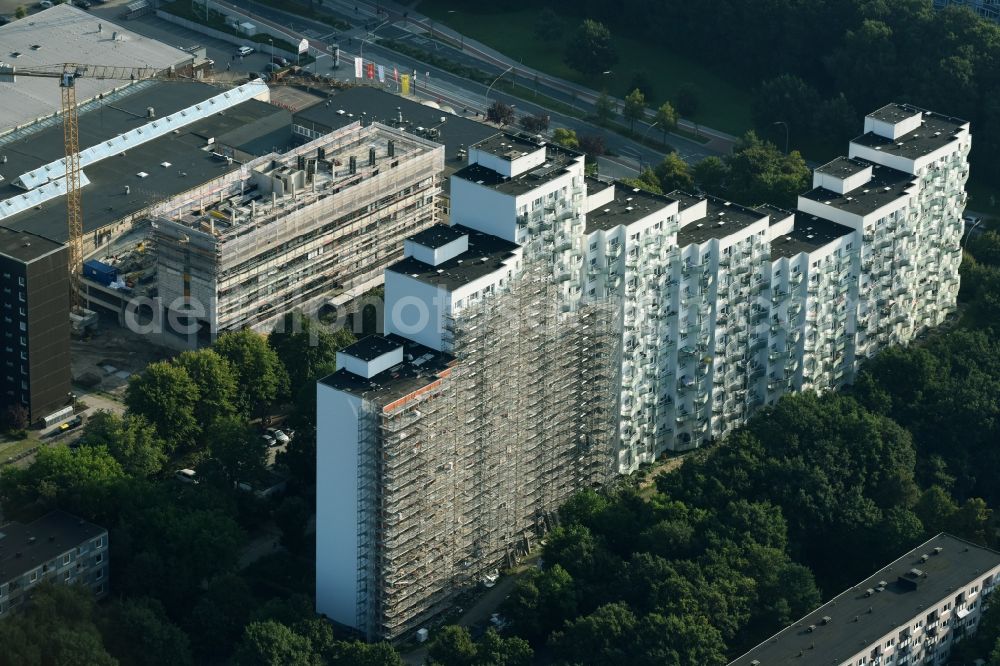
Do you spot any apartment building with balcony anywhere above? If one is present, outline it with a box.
[315,103,970,637]
[729,534,1000,666]
[0,511,109,617]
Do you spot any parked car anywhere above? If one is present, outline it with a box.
[271,56,289,67]
[38,0,54,8]
[175,468,198,484]
[236,45,254,57]
[74,0,92,8]
[58,415,84,432]
[261,433,276,447]
[266,427,290,445]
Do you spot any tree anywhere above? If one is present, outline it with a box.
[175,349,239,428]
[4,403,29,431]
[0,445,124,517]
[550,602,637,665]
[627,72,654,101]
[125,361,200,449]
[187,574,257,661]
[564,19,617,77]
[654,102,679,145]
[519,114,549,133]
[476,629,533,666]
[693,156,728,194]
[326,641,404,666]
[653,152,693,192]
[207,416,267,485]
[595,90,615,125]
[99,597,194,666]
[79,411,167,477]
[722,130,811,207]
[623,88,646,132]
[533,6,562,42]
[14,6,26,19]
[552,128,579,149]
[578,134,606,161]
[275,495,311,555]
[428,625,477,666]
[620,168,663,195]
[233,621,320,666]
[213,330,289,417]
[673,82,700,119]
[486,101,515,127]
[751,74,820,139]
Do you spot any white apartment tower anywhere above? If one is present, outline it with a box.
[316,103,970,638]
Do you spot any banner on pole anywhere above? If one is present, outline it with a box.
[401,74,410,95]
[354,57,363,78]
[366,62,375,79]
[377,64,385,83]
[333,47,340,68]
[298,38,309,54]
[393,66,399,82]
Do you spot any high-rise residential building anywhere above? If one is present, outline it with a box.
[0,227,69,423]
[933,0,1000,22]
[729,533,1000,666]
[316,103,970,638]
[0,511,109,617]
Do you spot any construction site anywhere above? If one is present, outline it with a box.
[316,255,620,641]
[152,121,444,342]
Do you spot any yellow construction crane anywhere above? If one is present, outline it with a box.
[1,64,170,309]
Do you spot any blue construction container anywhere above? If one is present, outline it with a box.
[82,259,118,287]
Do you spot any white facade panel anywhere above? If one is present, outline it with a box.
[315,384,364,630]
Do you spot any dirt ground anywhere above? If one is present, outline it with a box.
[70,314,175,397]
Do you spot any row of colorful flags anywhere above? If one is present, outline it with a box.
[352,57,425,95]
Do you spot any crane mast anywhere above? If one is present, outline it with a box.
[60,69,83,310]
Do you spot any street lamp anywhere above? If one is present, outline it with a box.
[485,64,514,117]
[638,120,659,170]
[269,38,274,66]
[963,217,984,250]
[360,17,392,63]
[773,120,789,154]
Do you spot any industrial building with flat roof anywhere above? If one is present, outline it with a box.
[729,534,1000,666]
[0,4,196,135]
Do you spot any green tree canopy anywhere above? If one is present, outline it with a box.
[213,330,290,417]
[175,349,239,428]
[232,621,320,666]
[564,19,617,78]
[623,87,646,131]
[79,411,167,477]
[125,361,200,449]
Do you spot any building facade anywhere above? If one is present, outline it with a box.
[154,121,444,342]
[0,511,109,617]
[0,228,69,423]
[315,103,970,638]
[729,534,1000,666]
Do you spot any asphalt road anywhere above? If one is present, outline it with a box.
[221,0,720,175]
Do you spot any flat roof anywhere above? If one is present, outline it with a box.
[754,203,794,223]
[770,212,855,259]
[0,226,63,263]
[0,4,193,133]
[471,132,543,161]
[452,143,580,196]
[341,334,402,362]
[407,224,467,249]
[387,224,518,291]
[319,333,456,405]
[868,102,922,124]
[292,86,497,180]
[584,181,677,233]
[799,162,915,218]
[0,83,290,242]
[729,534,1000,666]
[815,156,871,178]
[852,104,968,161]
[672,191,768,245]
[0,510,107,583]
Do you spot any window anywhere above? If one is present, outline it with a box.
[29,570,38,584]
[62,553,71,566]
[93,536,104,549]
